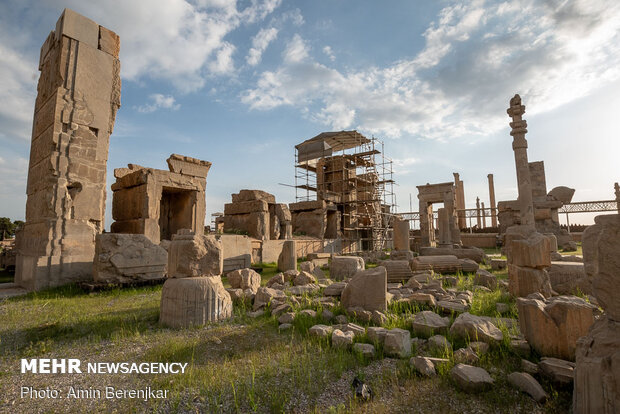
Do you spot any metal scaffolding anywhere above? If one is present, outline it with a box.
[294,131,395,253]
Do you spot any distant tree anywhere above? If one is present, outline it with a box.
[0,218,15,240]
[13,220,24,232]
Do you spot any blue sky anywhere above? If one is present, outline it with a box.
[1,0,619,228]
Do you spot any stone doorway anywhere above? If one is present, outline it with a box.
[159,188,195,241]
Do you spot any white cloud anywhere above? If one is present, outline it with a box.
[208,42,236,74]
[246,27,279,66]
[136,94,181,113]
[283,34,309,63]
[243,0,620,139]
[322,46,335,61]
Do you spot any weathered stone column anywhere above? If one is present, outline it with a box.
[419,201,433,247]
[15,9,121,291]
[476,197,481,228]
[488,174,497,227]
[615,182,620,213]
[507,94,535,228]
[437,208,450,246]
[481,202,486,228]
[453,173,466,229]
[392,217,410,251]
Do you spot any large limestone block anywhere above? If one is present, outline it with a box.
[93,233,167,283]
[379,260,414,283]
[450,364,494,393]
[517,295,597,360]
[226,268,261,293]
[449,312,503,344]
[583,214,620,321]
[232,189,276,204]
[508,264,552,298]
[419,246,486,263]
[410,255,462,273]
[277,240,296,272]
[341,266,387,312]
[224,200,269,215]
[168,232,223,278]
[548,262,588,295]
[159,277,232,328]
[330,256,365,281]
[573,316,620,413]
[384,328,411,358]
[412,310,450,337]
[509,232,551,268]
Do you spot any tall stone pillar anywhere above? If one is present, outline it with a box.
[488,174,497,227]
[481,202,486,228]
[419,201,434,247]
[453,172,466,229]
[437,208,450,246]
[393,217,410,251]
[476,197,481,228]
[15,9,121,291]
[507,94,535,228]
[615,182,620,213]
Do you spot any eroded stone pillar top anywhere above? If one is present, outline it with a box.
[167,153,212,177]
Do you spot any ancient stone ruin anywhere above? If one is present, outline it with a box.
[573,213,620,413]
[417,181,461,248]
[293,131,395,253]
[498,162,576,250]
[15,9,121,291]
[223,189,291,240]
[111,154,211,243]
[159,229,231,328]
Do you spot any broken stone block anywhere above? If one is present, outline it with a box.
[508,264,553,298]
[159,276,232,328]
[93,233,167,283]
[449,312,504,344]
[277,240,297,272]
[253,286,286,310]
[517,295,596,360]
[353,343,376,358]
[454,347,480,364]
[411,255,462,273]
[226,268,261,293]
[473,269,497,289]
[379,259,414,283]
[293,271,317,286]
[508,232,551,268]
[547,262,588,295]
[340,266,387,312]
[428,334,451,351]
[308,324,333,338]
[330,256,365,281]
[460,259,479,273]
[409,293,437,308]
[367,327,388,345]
[411,356,436,377]
[491,259,507,270]
[573,315,620,413]
[539,357,575,385]
[583,214,620,321]
[507,372,548,403]
[332,329,354,349]
[323,281,347,296]
[168,232,223,278]
[450,364,494,393]
[412,310,450,337]
[383,328,411,358]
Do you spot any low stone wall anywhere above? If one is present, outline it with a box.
[257,238,343,264]
[570,232,582,242]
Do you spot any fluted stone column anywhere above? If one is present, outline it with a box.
[488,174,497,227]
